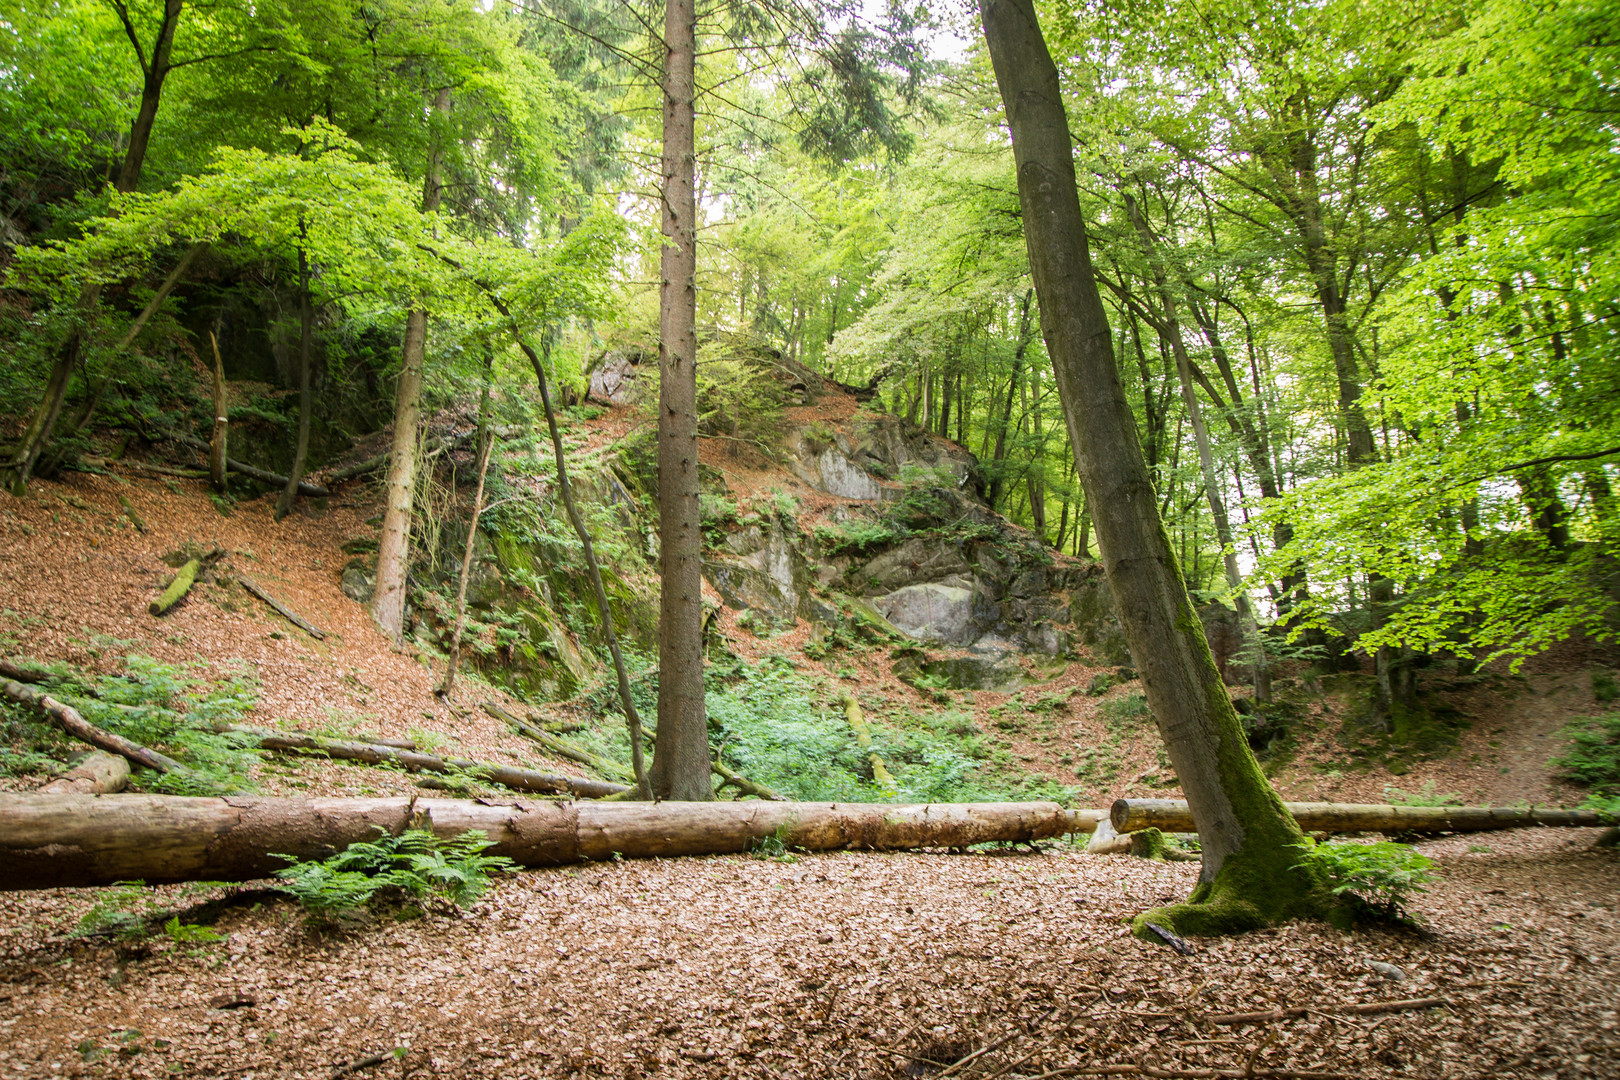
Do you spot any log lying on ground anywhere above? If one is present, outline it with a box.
[485,702,635,781]
[241,728,625,800]
[1112,799,1612,836]
[149,558,201,615]
[234,575,326,639]
[0,794,1076,889]
[168,434,329,496]
[2,680,187,775]
[39,751,130,795]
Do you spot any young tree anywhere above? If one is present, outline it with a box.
[977,0,1328,937]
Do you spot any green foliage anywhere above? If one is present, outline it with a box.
[76,882,162,940]
[1292,839,1435,921]
[273,828,515,923]
[1383,781,1465,808]
[1553,714,1620,795]
[705,656,1058,804]
[163,916,226,944]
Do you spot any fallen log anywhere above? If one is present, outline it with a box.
[149,558,201,615]
[235,575,326,639]
[168,434,329,497]
[838,691,896,791]
[241,728,625,800]
[486,702,635,782]
[1,680,187,775]
[39,751,130,795]
[1111,799,1612,836]
[711,758,787,801]
[0,794,1076,889]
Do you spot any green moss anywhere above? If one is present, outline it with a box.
[1129,645,1340,944]
[1130,827,1167,859]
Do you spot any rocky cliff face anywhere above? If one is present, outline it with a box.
[378,353,1130,703]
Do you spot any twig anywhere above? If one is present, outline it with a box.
[329,1052,391,1079]
[235,574,326,639]
[1208,997,1446,1026]
[938,1008,1057,1078]
[1146,922,1196,955]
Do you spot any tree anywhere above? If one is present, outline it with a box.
[977,0,1329,937]
[647,0,711,800]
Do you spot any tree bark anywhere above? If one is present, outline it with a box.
[1112,799,1611,835]
[978,0,1323,940]
[0,794,1076,890]
[274,241,315,521]
[651,0,711,802]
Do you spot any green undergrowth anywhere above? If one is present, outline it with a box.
[811,467,1005,559]
[1293,838,1435,923]
[3,655,261,794]
[273,828,514,927]
[1553,713,1620,795]
[571,651,1073,803]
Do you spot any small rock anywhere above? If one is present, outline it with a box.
[1368,960,1408,982]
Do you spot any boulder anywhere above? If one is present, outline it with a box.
[872,579,981,645]
[587,348,649,406]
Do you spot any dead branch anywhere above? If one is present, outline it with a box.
[235,726,626,799]
[234,574,326,639]
[1,679,187,775]
[1208,997,1447,1026]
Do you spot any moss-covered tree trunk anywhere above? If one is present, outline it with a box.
[978,0,1328,938]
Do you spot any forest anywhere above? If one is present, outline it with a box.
[0,0,1617,1077]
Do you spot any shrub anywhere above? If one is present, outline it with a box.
[1293,838,1435,920]
[1553,714,1620,794]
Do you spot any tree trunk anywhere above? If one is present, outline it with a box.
[1113,798,1611,836]
[275,244,315,518]
[651,0,711,802]
[0,794,1075,890]
[208,330,228,491]
[373,87,451,643]
[1123,195,1270,703]
[440,425,494,699]
[978,0,1324,940]
[275,243,315,521]
[989,289,1034,509]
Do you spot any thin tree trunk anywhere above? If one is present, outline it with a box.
[373,87,451,643]
[481,297,650,800]
[275,241,315,521]
[439,424,494,700]
[208,331,228,491]
[990,289,1034,509]
[651,0,709,802]
[1124,194,1270,702]
[978,0,1321,939]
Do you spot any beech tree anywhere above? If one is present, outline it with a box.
[978,0,1330,937]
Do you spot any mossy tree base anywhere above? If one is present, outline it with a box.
[1129,848,1346,942]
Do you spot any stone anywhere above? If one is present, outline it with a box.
[341,559,374,603]
[872,580,979,645]
[587,349,648,406]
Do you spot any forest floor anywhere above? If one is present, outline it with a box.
[0,423,1617,1078]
